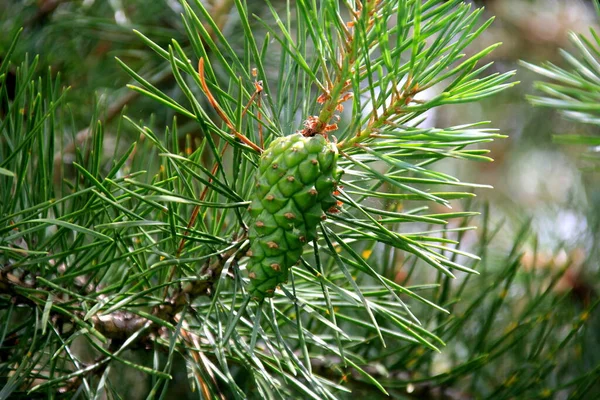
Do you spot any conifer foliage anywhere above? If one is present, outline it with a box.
[2,1,598,399]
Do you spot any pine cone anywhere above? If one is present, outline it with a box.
[247,133,340,301]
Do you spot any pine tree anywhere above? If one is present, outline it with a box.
[1,1,598,399]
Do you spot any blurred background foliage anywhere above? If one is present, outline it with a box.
[1,0,599,398]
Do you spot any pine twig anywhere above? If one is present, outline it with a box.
[0,239,248,342]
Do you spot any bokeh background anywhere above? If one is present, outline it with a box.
[1,0,599,398]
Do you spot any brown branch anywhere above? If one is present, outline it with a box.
[0,238,248,341]
[0,238,248,396]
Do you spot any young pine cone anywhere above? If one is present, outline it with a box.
[246,133,341,301]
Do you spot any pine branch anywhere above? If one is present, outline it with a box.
[0,239,247,342]
[10,2,600,399]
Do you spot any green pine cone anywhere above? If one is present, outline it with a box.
[246,133,340,301]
